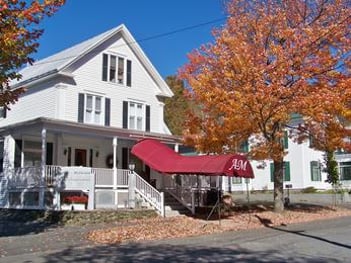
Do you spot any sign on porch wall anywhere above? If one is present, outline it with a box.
[57,167,93,191]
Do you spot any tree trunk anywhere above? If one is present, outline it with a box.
[273,159,284,212]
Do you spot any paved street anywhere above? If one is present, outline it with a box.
[1,215,351,262]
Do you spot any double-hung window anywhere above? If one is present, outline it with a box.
[340,162,351,181]
[85,95,102,124]
[78,93,111,126]
[123,101,150,131]
[102,53,132,87]
[270,161,291,182]
[310,161,322,181]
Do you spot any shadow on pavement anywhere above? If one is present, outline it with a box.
[255,215,351,250]
[43,242,342,263]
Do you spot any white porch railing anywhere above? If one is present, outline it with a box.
[1,166,165,216]
[134,172,164,217]
[92,168,129,187]
[3,167,42,188]
[45,165,61,186]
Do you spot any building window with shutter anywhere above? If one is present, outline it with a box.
[310,161,321,181]
[232,177,242,184]
[78,93,110,126]
[340,162,351,181]
[239,140,249,153]
[123,101,150,131]
[270,161,291,182]
[102,53,131,86]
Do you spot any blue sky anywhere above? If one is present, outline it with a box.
[35,0,228,77]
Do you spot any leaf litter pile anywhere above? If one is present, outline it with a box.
[87,204,351,244]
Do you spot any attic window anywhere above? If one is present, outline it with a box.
[102,53,132,87]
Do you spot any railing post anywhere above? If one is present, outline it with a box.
[191,190,195,215]
[39,128,47,209]
[160,191,165,217]
[128,171,135,208]
[113,137,118,206]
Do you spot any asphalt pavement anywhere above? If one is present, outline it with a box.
[0,193,350,262]
[1,216,351,262]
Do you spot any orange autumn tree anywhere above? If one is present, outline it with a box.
[0,0,65,109]
[179,0,351,212]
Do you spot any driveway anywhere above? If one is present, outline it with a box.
[1,215,351,262]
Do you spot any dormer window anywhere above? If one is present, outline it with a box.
[102,53,132,87]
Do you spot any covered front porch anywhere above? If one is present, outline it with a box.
[0,118,180,216]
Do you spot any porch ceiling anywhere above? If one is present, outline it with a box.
[0,117,181,143]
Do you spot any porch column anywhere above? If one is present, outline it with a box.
[3,135,15,171]
[174,143,179,153]
[39,128,47,209]
[112,137,118,206]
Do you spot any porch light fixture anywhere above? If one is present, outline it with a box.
[96,151,99,158]
[64,148,67,155]
[128,162,135,172]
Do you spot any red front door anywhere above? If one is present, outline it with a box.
[75,149,87,166]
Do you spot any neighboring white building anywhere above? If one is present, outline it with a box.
[0,24,179,214]
[223,132,351,193]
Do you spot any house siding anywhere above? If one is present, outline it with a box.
[62,34,169,134]
[0,81,59,127]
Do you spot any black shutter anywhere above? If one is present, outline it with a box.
[105,98,111,126]
[89,148,93,167]
[0,107,6,119]
[123,101,128,129]
[122,147,128,169]
[0,139,4,173]
[102,54,108,81]
[14,139,22,168]
[146,105,150,132]
[78,93,84,123]
[67,147,71,166]
[126,60,132,87]
[46,143,53,165]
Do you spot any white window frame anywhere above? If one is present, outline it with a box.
[231,177,242,184]
[128,101,145,131]
[22,140,42,168]
[103,53,127,85]
[84,94,104,125]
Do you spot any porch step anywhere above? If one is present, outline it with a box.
[164,192,191,217]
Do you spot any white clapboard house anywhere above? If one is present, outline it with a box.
[0,24,349,216]
[0,24,182,216]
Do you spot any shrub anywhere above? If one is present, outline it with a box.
[64,195,88,204]
[301,187,317,193]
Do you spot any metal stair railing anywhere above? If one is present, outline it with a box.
[133,172,164,217]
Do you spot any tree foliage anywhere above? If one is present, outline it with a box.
[164,75,193,135]
[179,0,351,212]
[0,0,65,108]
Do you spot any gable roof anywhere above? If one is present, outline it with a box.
[12,24,173,97]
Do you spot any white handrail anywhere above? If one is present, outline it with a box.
[134,172,164,217]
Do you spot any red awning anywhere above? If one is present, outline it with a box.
[131,139,254,178]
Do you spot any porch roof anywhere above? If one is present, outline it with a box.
[131,139,254,178]
[0,117,180,143]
